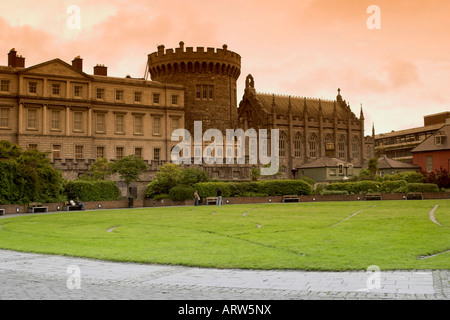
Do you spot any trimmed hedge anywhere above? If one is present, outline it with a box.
[64,180,121,201]
[379,180,408,193]
[193,180,312,198]
[325,181,380,194]
[169,186,196,202]
[321,190,349,195]
[406,183,439,193]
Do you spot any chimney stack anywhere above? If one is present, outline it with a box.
[7,48,16,67]
[72,56,83,72]
[93,64,107,76]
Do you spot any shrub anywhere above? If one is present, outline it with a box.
[178,168,210,186]
[406,183,439,193]
[325,181,380,194]
[384,171,424,183]
[193,182,232,198]
[299,176,316,187]
[321,190,349,195]
[379,180,408,193]
[256,180,312,196]
[153,194,169,201]
[169,186,196,202]
[64,180,121,201]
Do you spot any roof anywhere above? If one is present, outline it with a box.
[254,93,354,120]
[377,155,419,169]
[297,156,358,169]
[375,123,443,139]
[411,124,450,153]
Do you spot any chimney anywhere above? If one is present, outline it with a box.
[8,48,17,67]
[16,55,25,68]
[93,64,107,76]
[72,56,83,72]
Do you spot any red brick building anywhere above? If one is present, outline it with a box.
[411,122,450,172]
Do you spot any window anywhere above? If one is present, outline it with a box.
[74,85,83,97]
[115,90,124,101]
[96,146,105,159]
[73,111,83,131]
[134,91,142,102]
[51,110,60,130]
[338,135,346,159]
[75,146,83,159]
[294,133,302,158]
[28,144,38,151]
[352,136,360,159]
[134,115,143,134]
[330,168,337,176]
[195,84,214,100]
[171,94,179,105]
[202,85,208,99]
[233,171,240,179]
[153,117,161,135]
[435,136,444,145]
[0,108,9,128]
[338,164,344,175]
[1,80,10,92]
[96,113,105,132]
[209,85,214,100]
[324,134,334,151]
[96,88,105,100]
[195,85,202,99]
[309,134,317,158]
[52,84,60,96]
[153,93,160,104]
[116,147,124,160]
[27,109,37,129]
[172,117,180,131]
[279,132,286,157]
[426,155,433,173]
[52,145,61,160]
[115,114,124,133]
[153,148,161,162]
[135,147,143,158]
[28,81,37,94]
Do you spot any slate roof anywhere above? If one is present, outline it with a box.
[254,93,354,120]
[297,156,358,169]
[411,124,450,153]
[377,155,420,169]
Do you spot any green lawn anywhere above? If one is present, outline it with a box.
[0,200,449,271]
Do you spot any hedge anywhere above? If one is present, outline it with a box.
[379,180,408,193]
[406,183,439,193]
[193,180,312,198]
[64,180,122,201]
[169,186,196,202]
[325,181,380,194]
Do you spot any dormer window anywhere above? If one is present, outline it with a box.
[434,131,446,145]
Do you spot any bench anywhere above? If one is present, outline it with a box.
[282,195,300,203]
[205,197,218,205]
[0,209,5,216]
[27,202,48,213]
[63,201,84,211]
[407,192,423,200]
[365,193,382,200]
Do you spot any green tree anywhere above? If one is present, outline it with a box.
[84,158,113,180]
[111,155,149,197]
[179,167,209,186]
[250,167,261,181]
[146,163,182,197]
[368,158,378,178]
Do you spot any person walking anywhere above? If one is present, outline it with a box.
[216,188,222,206]
[194,190,200,206]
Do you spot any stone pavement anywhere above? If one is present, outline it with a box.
[0,249,448,300]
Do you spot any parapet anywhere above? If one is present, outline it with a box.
[147,41,241,79]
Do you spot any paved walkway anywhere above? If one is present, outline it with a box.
[0,249,448,300]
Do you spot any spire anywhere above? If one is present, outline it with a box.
[271,94,276,114]
[372,123,375,137]
[318,99,323,116]
[288,96,292,114]
[360,103,365,120]
[336,88,342,102]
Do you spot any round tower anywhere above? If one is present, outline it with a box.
[147,41,241,134]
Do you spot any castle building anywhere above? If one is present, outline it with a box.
[238,75,373,178]
[1,43,375,183]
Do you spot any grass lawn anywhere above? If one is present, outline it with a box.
[0,200,448,271]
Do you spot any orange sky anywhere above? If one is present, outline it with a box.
[1,0,449,134]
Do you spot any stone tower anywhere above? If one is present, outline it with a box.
[147,41,241,134]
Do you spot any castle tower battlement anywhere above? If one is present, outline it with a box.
[147,42,241,134]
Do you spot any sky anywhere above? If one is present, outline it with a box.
[1,0,449,135]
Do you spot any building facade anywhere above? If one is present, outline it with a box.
[0,49,184,178]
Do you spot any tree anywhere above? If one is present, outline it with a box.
[84,158,112,180]
[111,155,149,197]
[178,167,209,186]
[250,166,261,181]
[368,158,378,178]
[146,163,182,197]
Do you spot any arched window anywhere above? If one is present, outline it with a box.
[338,135,346,159]
[352,136,360,159]
[279,132,287,157]
[294,132,302,158]
[324,133,335,152]
[309,134,317,158]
